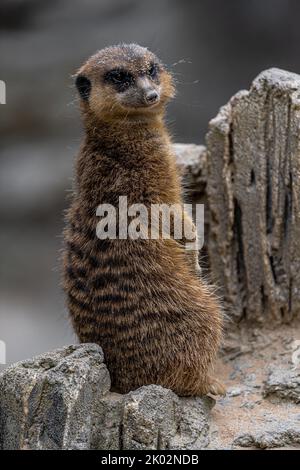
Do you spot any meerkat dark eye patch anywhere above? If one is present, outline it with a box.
[75,75,91,101]
[104,69,134,92]
[148,63,159,79]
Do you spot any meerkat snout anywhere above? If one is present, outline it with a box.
[137,77,160,105]
[145,89,159,103]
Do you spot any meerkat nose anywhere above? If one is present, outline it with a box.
[145,90,159,104]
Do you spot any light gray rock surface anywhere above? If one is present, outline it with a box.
[170,396,212,450]
[121,386,181,450]
[233,417,300,449]
[0,344,213,450]
[0,344,110,450]
[206,68,300,324]
[174,143,207,197]
[174,143,210,256]
[263,367,300,404]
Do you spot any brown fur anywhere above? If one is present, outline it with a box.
[63,44,225,396]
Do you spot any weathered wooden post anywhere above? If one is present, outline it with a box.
[206,68,300,324]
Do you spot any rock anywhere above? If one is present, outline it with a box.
[91,392,124,451]
[0,344,213,450]
[174,143,207,196]
[233,417,300,449]
[0,344,110,450]
[173,143,210,256]
[240,402,255,410]
[263,367,300,404]
[228,387,243,397]
[122,385,181,450]
[121,385,213,450]
[207,68,300,323]
[221,338,242,360]
[170,396,213,450]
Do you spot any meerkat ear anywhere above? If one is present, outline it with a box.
[75,75,91,101]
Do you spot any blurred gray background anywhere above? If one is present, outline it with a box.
[1,0,300,369]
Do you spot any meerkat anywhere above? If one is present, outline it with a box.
[63,44,225,396]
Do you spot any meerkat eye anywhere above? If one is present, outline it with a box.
[148,63,159,79]
[110,71,125,83]
[104,69,134,90]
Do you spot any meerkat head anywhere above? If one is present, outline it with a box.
[75,44,175,120]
